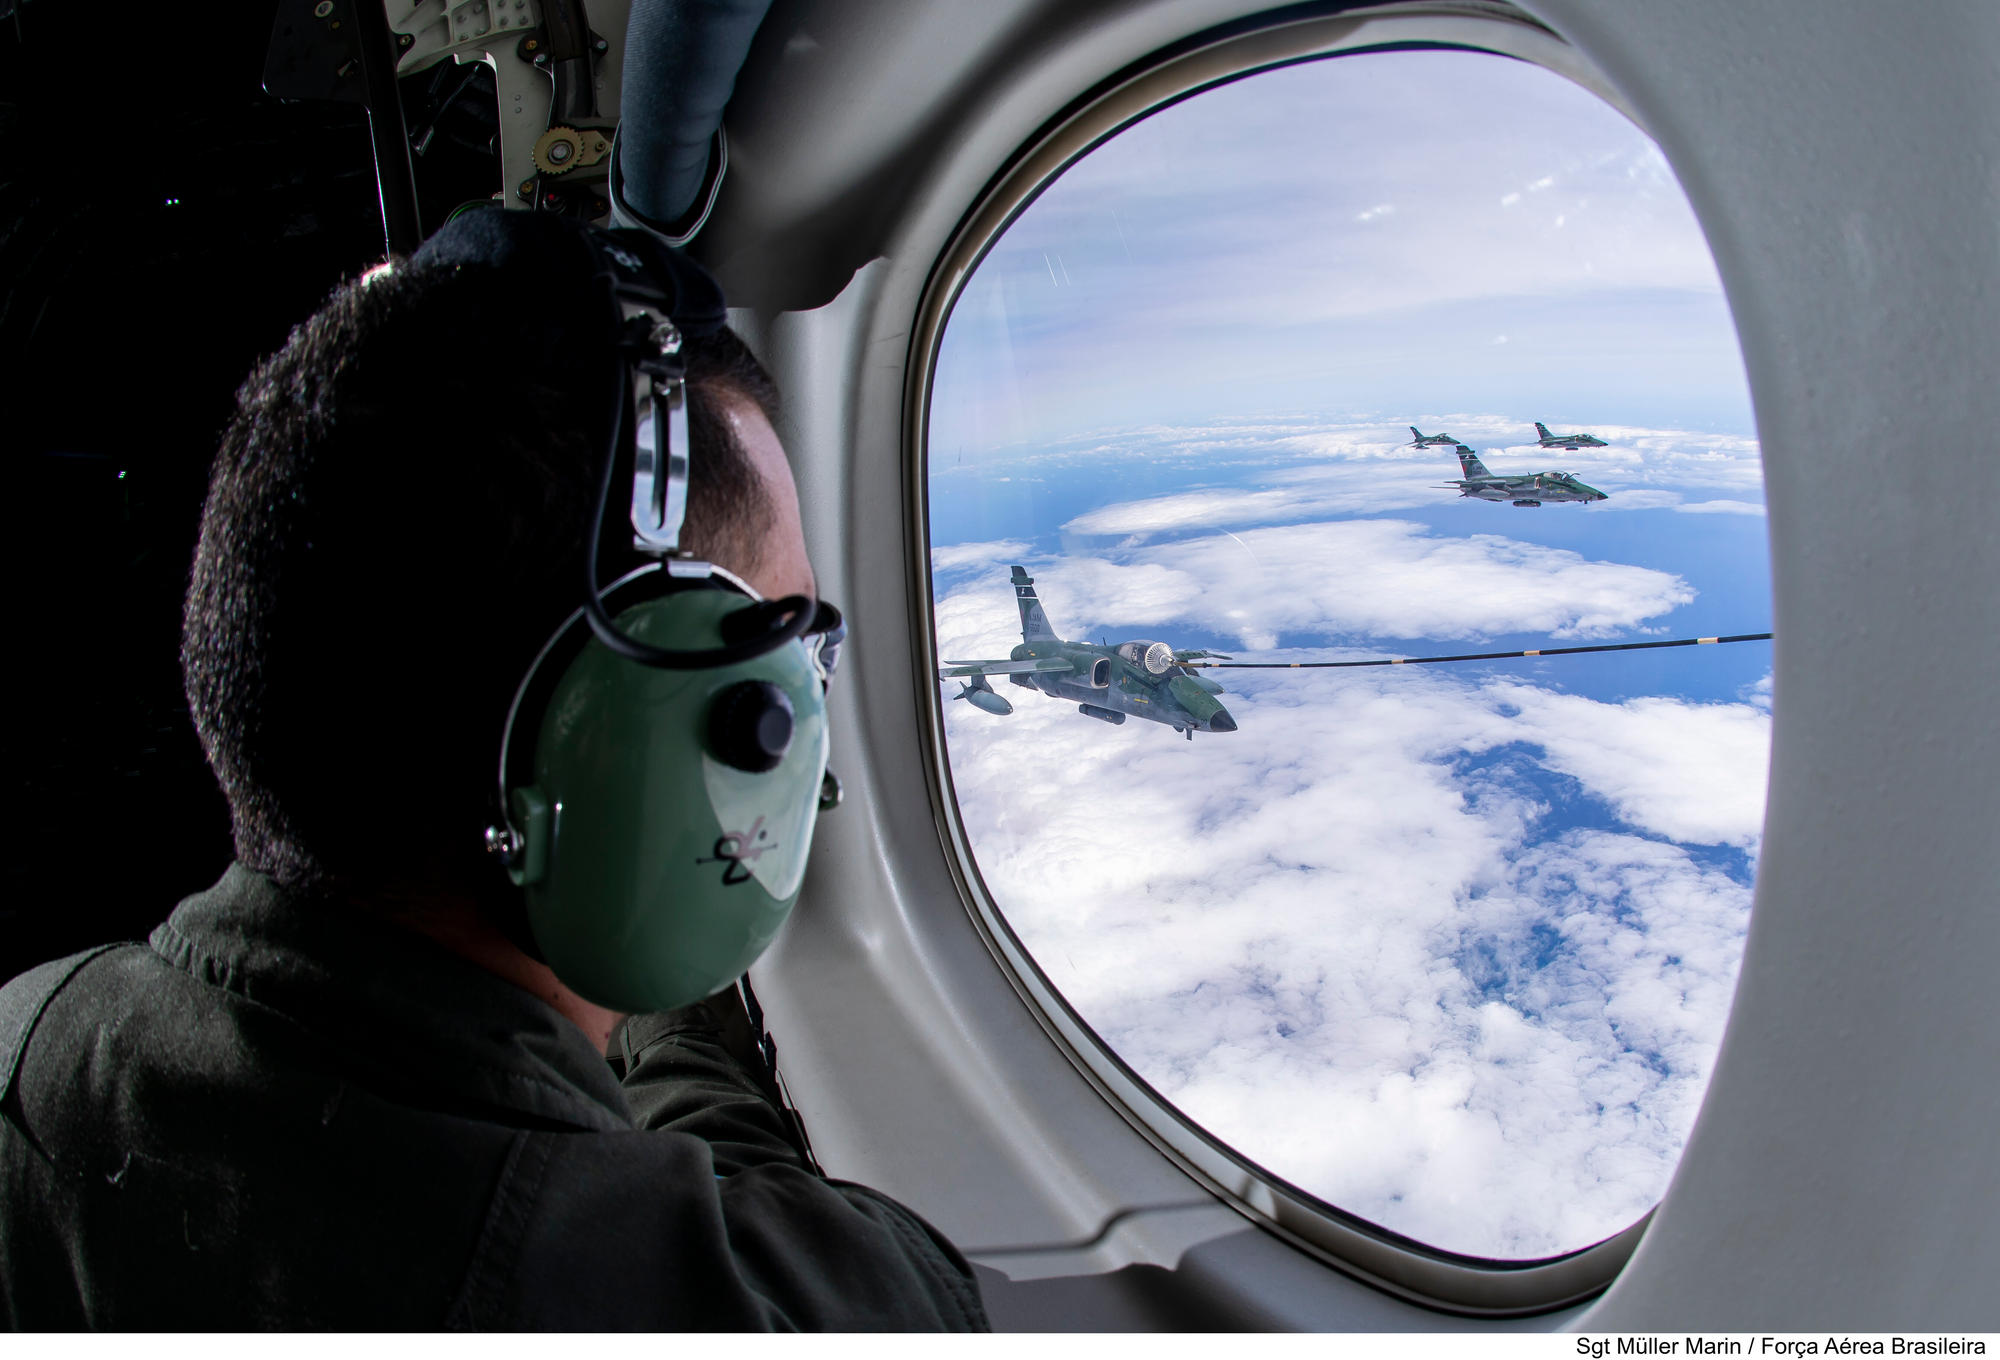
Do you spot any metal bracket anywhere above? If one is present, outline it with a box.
[390,0,553,215]
[626,311,689,555]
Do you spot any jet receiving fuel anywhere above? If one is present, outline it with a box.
[1533,420,1610,449]
[1408,426,1461,447]
[940,566,1238,739]
[1441,445,1608,507]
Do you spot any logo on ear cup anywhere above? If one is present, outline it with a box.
[697,815,777,885]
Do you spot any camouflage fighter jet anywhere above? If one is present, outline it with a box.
[939,566,1238,739]
[1441,445,1608,507]
[1533,420,1610,449]
[1408,426,1461,448]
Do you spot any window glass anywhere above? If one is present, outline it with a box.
[926,48,1767,1261]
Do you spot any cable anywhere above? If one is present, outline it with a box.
[1185,632,1773,671]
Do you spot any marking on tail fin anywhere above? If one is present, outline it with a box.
[1455,445,1495,480]
[1010,564,1059,642]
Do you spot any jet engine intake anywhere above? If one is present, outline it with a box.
[1084,656,1112,688]
[1078,703,1126,725]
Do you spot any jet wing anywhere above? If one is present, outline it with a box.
[939,657,1075,678]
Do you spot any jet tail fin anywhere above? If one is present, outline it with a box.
[1410,426,1424,441]
[1535,422,1553,439]
[1010,565,1059,642]
[1456,446,1494,480]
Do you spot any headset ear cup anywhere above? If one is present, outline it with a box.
[503,584,830,1013]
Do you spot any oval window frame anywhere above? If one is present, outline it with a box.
[905,1,1709,1316]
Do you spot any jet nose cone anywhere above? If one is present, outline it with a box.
[1208,709,1238,733]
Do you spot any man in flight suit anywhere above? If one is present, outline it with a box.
[0,211,989,1330]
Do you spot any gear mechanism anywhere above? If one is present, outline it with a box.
[530,125,611,176]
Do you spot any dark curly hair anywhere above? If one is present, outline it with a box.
[182,252,781,889]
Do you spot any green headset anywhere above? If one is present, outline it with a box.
[455,213,844,1014]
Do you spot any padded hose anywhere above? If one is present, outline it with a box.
[615,0,775,233]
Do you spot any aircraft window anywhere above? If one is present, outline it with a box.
[923,47,1767,1263]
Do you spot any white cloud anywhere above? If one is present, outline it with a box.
[1745,673,1774,711]
[1064,487,1328,537]
[1496,684,1771,846]
[947,523,1694,651]
[1586,489,1682,513]
[939,662,1763,1257]
[1029,418,1763,535]
[1148,522,1696,642]
[930,539,1034,573]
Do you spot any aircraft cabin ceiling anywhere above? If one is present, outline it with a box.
[688,0,2000,1331]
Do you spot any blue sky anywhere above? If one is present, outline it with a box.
[925,49,1768,1260]
[930,50,1754,450]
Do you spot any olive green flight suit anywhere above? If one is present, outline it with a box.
[0,865,988,1330]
